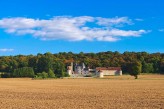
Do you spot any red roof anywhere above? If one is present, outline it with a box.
[96,67,121,71]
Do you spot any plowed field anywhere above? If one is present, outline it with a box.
[0,75,164,109]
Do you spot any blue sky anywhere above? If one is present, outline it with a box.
[0,0,164,56]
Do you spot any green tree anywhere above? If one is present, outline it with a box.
[130,61,142,79]
[54,61,66,77]
[159,59,164,74]
[13,67,34,77]
[37,54,54,73]
[48,69,55,78]
[142,62,154,73]
[28,57,38,73]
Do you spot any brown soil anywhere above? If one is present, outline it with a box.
[0,75,164,109]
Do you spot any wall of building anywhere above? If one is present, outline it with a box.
[75,66,83,74]
[67,69,72,75]
[99,72,104,78]
[96,70,122,77]
[102,70,122,76]
[67,63,122,77]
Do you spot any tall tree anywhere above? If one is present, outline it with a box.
[37,54,54,73]
[130,61,142,79]
[142,62,154,73]
[53,61,66,77]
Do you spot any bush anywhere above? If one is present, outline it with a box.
[48,69,55,78]
[36,73,42,77]
[36,72,48,79]
[64,73,70,77]
[42,72,48,79]
[84,74,92,77]
[1,73,11,78]
[13,67,35,77]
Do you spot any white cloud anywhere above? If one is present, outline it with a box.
[135,18,144,21]
[107,29,147,37]
[158,29,164,32]
[0,48,14,52]
[96,17,132,26]
[0,16,149,42]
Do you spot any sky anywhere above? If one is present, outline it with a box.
[0,0,164,56]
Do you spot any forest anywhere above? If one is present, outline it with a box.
[0,51,164,78]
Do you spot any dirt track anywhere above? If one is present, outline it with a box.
[0,75,164,109]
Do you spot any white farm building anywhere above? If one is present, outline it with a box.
[96,67,122,78]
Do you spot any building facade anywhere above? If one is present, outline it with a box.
[96,67,122,78]
[67,63,122,78]
[67,63,90,77]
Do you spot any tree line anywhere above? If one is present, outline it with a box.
[0,51,163,78]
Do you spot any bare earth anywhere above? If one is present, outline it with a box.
[0,75,164,109]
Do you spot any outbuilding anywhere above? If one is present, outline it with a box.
[96,67,122,77]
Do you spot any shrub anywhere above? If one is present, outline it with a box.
[36,72,48,79]
[84,74,92,77]
[48,69,55,78]
[1,73,11,78]
[42,71,48,79]
[13,67,35,77]
[64,73,70,77]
